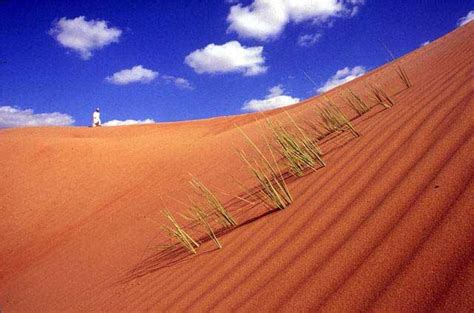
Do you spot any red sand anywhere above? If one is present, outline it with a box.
[1,23,473,312]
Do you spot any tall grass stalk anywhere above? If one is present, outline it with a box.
[190,176,236,228]
[237,127,293,210]
[343,89,370,116]
[268,116,325,176]
[162,210,199,254]
[186,204,222,249]
[367,83,395,108]
[285,112,324,157]
[317,98,360,137]
[396,65,412,88]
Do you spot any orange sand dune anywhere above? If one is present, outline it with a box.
[1,23,473,312]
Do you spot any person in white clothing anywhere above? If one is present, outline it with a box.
[92,108,101,127]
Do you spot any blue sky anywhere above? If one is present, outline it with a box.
[0,0,472,127]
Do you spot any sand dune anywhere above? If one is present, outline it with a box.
[1,23,473,312]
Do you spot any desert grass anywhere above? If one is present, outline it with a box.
[317,98,360,137]
[238,126,293,210]
[367,83,395,108]
[186,204,222,249]
[303,119,329,141]
[162,210,199,254]
[396,64,412,88]
[268,115,325,176]
[190,176,237,228]
[286,112,324,157]
[343,89,370,116]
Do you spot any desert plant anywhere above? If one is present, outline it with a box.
[268,116,325,176]
[186,204,222,249]
[162,210,199,254]
[367,83,395,108]
[190,176,237,228]
[303,119,328,141]
[396,64,412,88]
[237,127,293,210]
[343,89,370,116]
[285,111,324,157]
[317,98,360,137]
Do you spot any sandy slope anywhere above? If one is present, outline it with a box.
[1,23,473,312]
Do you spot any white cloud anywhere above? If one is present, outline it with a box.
[242,85,300,112]
[103,119,155,126]
[49,16,122,60]
[457,11,474,27]
[421,41,430,47]
[317,66,366,94]
[297,33,322,47]
[0,106,74,128]
[106,65,158,85]
[185,41,267,76]
[162,75,194,90]
[227,0,364,40]
[227,1,289,41]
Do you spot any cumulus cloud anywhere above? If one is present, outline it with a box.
[0,106,74,128]
[185,41,267,76]
[227,0,364,40]
[102,119,155,126]
[49,16,122,60]
[227,1,289,41]
[242,85,300,112]
[297,33,322,47]
[162,75,194,90]
[457,11,474,27]
[106,65,158,85]
[317,66,366,94]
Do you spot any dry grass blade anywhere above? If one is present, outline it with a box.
[162,210,199,254]
[396,64,412,88]
[344,89,370,116]
[317,98,360,137]
[268,116,325,177]
[285,112,324,157]
[303,119,328,141]
[190,176,236,228]
[367,83,395,108]
[237,127,292,210]
[187,204,222,249]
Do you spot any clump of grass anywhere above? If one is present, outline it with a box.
[396,64,412,88]
[303,119,328,141]
[317,98,360,137]
[268,115,325,177]
[162,210,199,254]
[186,204,222,249]
[190,176,236,228]
[343,89,370,116]
[238,127,293,210]
[367,83,395,108]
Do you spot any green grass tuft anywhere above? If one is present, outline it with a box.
[161,210,199,254]
[317,97,360,137]
[268,114,325,176]
[185,204,222,249]
[190,176,237,228]
[238,126,293,210]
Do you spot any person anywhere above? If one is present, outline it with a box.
[92,108,101,127]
